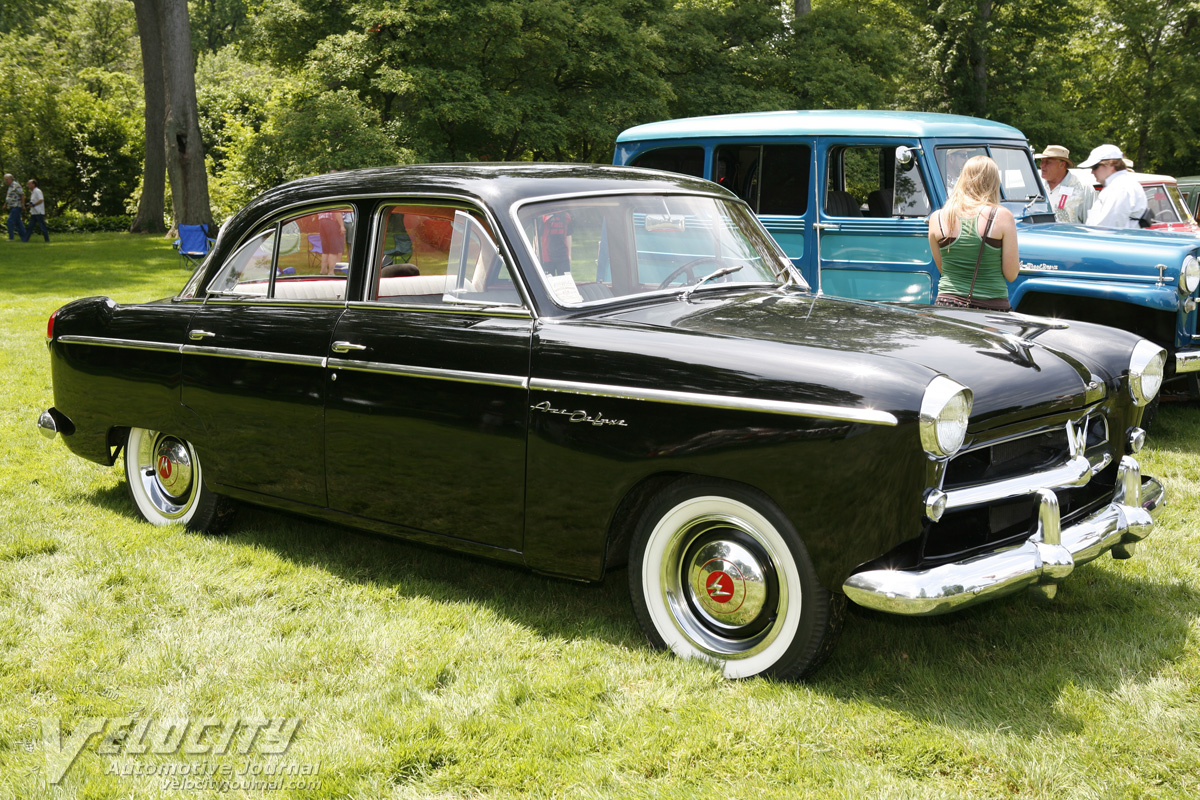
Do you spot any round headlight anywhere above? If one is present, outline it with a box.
[1129,340,1167,405]
[919,376,973,457]
[1182,255,1200,295]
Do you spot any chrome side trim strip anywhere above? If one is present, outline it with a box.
[327,358,528,389]
[182,345,326,368]
[56,335,182,354]
[530,378,899,426]
[1175,348,1200,373]
[1017,268,1174,284]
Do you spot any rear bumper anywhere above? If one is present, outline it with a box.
[843,456,1163,615]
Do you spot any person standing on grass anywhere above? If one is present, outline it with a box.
[22,179,48,242]
[4,173,27,241]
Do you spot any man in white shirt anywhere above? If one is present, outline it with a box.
[23,179,49,242]
[1079,144,1148,229]
[1034,145,1095,223]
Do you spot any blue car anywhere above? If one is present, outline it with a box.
[615,110,1200,398]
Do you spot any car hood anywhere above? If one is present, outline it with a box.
[592,289,1102,425]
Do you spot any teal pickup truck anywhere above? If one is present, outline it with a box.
[614,110,1200,398]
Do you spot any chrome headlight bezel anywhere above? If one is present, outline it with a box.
[1128,340,1167,406]
[919,376,973,458]
[1181,254,1200,295]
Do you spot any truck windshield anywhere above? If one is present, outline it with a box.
[936,145,1042,201]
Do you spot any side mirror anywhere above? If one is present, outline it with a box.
[896,146,915,170]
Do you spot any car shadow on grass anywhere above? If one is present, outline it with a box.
[813,565,1195,737]
[87,466,1191,740]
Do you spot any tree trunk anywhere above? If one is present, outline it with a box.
[159,0,212,227]
[794,1,811,17]
[130,0,167,234]
[969,0,992,116]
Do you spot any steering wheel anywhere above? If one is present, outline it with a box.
[656,256,727,290]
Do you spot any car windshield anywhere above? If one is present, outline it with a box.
[515,193,800,306]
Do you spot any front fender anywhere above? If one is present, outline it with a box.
[1011,275,1180,313]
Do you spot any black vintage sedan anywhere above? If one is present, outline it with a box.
[40,165,1167,680]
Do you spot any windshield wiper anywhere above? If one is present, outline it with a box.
[681,265,743,302]
[1023,194,1045,212]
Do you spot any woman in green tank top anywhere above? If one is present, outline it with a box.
[927,155,1019,311]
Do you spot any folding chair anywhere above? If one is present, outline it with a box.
[175,224,215,270]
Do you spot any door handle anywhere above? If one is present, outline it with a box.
[813,222,841,232]
[188,329,216,340]
[331,341,366,353]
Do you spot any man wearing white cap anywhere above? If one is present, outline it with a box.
[1078,144,1147,229]
[1034,145,1095,223]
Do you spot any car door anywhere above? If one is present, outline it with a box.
[323,203,533,553]
[816,141,935,302]
[180,204,356,506]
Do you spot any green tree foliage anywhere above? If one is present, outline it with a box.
[1078,0,1200,176]
[0,0,141,216]
[6,0,1200,222]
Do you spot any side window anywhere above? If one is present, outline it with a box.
[207,229,276,295]
[630,147,705,179]
[758,145,809,215]
[207,205,356,300]
[714,144,809,214]
[277,207,355,279]
[826,146,929,218]
[373,205,520,306]
[1147,185,1181,223]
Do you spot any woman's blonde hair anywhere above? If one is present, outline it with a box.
[942,155,1002,230]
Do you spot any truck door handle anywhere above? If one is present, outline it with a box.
[331,341,366,353]
[813,222,840,232]
[188,330,216,340]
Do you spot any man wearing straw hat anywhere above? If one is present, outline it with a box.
[1034,145,1095,224]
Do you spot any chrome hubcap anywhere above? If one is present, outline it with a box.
[154,438,193,499]
[686,539,769,629]
[130,429,199,521]
[660,513,783,658]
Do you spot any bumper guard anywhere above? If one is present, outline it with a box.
[843,456,1163,615]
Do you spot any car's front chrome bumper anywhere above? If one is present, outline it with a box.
[843,456,1164,615]
[1176,348,1200,374]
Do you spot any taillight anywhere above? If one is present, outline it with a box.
[46,309,58,341]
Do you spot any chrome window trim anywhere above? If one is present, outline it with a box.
[181,345,327,368]
[529,378,898,425]
[56,335,181,354]
[201,297,350,309]
[365,197,537,315]
[344,300,531,319]
[328,358,528,389]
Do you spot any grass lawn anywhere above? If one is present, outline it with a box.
[1,233,1198,799]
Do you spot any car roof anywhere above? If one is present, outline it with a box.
[616,110,1028,143]
[1071,168,1179,188]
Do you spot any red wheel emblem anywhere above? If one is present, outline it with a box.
[706,571,735,603]
[157,455,173,480]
